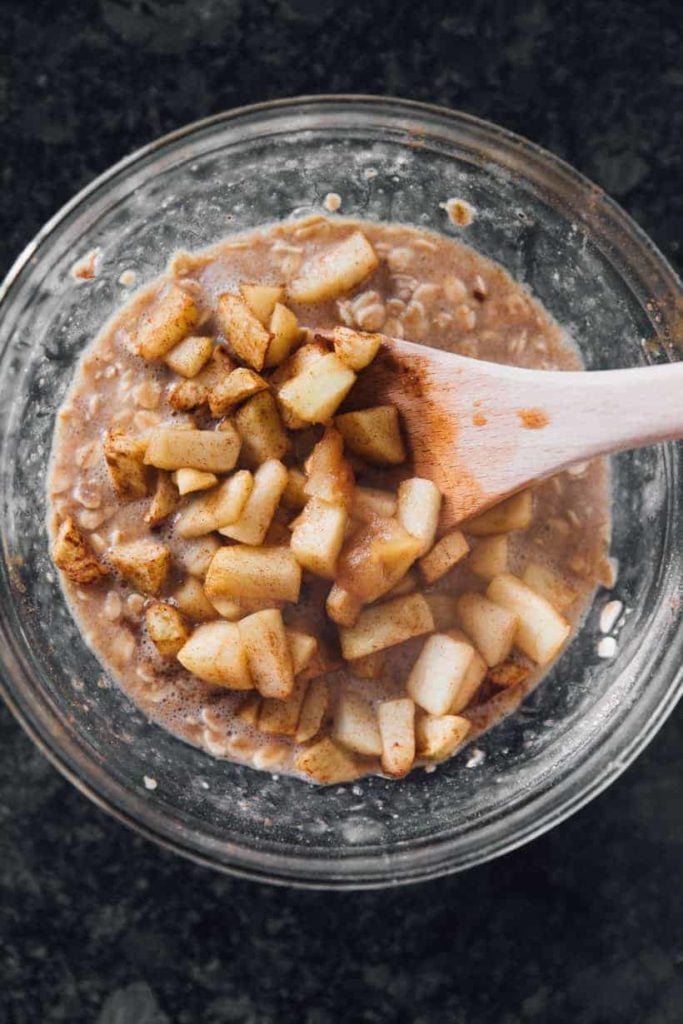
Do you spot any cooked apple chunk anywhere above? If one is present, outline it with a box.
[136,285,199,360]
[109,539,171,595]
[217,293,272,371]
[234,391,289,466]
[335,406,406,465]
[465,490,532,536]
[204,545,302,603]
[445,628,487,712]
[326,584,362,627]
[172,468,218,495]
[294,737,365,784]
[416,713,471,761]
[332,326,382,370]
[238,609,294,699]
[286,630,318,676]
[239,283,284,325]
[176,470,253,538]
[265,303,300,367]
[145,471,178,526]
[259,679,308,736]
[277,353,356,425]
[469,535,508,580]
[177,621,252,689]
[336,515,422,604]
[304,428,355,509]
[419,529,469,584]
[164,335,213,378]
[339,592,434,660]
[385,568,418,598]
[351,486,397,522]
[377,698,415,777]
[145,602,189,657]
[487,573,571,666]
[522,561,577,610]
[144,426,240,473]
[208,594,282,620]
[407,633,476,716]
[219,459,288,545]
[488,660,531,687]
[172,577,217,622]
[456,592,518,667]
[175,535,220,578]
[333,693,382,757]
[168,347,235,411]
[288,231,379,304]
[104,430,149,500]
[291,498,347,578]
[52,517,109,584]
[281,467,308,510]
[295,678,329,743]
[208,367,268,417]
[397,478,442,556]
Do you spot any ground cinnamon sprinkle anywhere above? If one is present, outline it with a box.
[472,413,487,427]
[517,408,549,429]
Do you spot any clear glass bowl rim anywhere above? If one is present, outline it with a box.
[0,94,681,889]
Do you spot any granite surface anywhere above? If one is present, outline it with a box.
[1,2,682,1022]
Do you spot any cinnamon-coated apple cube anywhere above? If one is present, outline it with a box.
[104,430,149,500]
[445,628,487,712]
[416,713,471,761]
[288,231,379,304]
[423,594,460,631]
[469,535,508,580]
[259,678,308,736]
[239,283,284,325]
[145,602,189,657]
[52,517,109,584]
[333,693,383,757]
[282,468,308,510]
[487,573,571,666]
[326,584,363,627]
[204,545,301,603]
[294,737,365,784]
[172,577,217,622]
[286,630,318,676]
[234,391,289,466]
[456,592,518,668]
[270,340,329,428]
[347,649,386,680]
[419,529,470,584]
[238,609,294,699]
[144,426,240,473]
[217,293,272,370]
[265,303,300,367]
[397,478,442,556]
[218,459,288,545]
[406,633,476,716]
[277,352,356,425]
[332,326,382,370]
[291,499,347,579]
[168,347,235,410]
[339,593,434,660]
[136,285,200,360]
[384,568,419,598]
[109,539,170,596]
[145,471,178,526]
[172,467,218,495]
[236,691,261,725]
[465,490,532,536]
[208,367,268,417]
[377,698,415,777]
[295,678,329,743]
[488,661,531,687]
[164,335,213,378]
[522,561,577,610]
[335,406,406,465]
[176,470,253,538]
[351,486,397,522]
[304,428,355,509]
[336,516,422,604]
[175,535,220,578]
[176,621,252,689]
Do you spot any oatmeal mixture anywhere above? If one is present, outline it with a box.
[48,217,609,784]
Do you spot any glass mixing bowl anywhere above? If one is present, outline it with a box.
[0,96,681,889]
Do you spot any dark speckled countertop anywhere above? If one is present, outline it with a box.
[1,2,682,1022]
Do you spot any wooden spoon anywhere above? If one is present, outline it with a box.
[336,333,683,529]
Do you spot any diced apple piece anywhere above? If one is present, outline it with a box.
[416,713,471,761]
[456,592,518,668]
[109,539,170,596]
[208,595,282,620]
[339,593,434,660]
[332,326,382,370]
[172,467,218,495]
[291,498,347,578]
[144,426,240,473]
[336,515,422,604]
[104,430,149,500]
[288,231,379,304]
[424,594,460,631]
[208,367,268,417]
[167,347,235,410]
[177,621,252,689]
[145,471,178,526]
[469,535,508,580]
[234,391,289,466]
[52,517,109,584]
[259,678,308,736]
[397,478,442,556]
[407,633,475,716]
[377,698,415,778]
[278,352,356,425]
[176,470,253,538]
[204,545,301,602]
[175,535,220,578]
[286,630,318,676]
[351,486,397,522]
[487,573,571,666]
[347,650,386,680]
[217,293,272,370]
[295,678,329,743]
[304,427,355,509]
[239,283,284,325]
[164,335,213,378]
[145,602,189,657]
[265,303,300,367]
[136,285,199,360]
[488,661,531,687]
[419,529,469,584]
[465,490,533,536]
[282,467,308,510]
[270,340,330,429]
[326,584,362,627]
[333,693,382,757]
[446,628,487,713]
[335,406,406,466]
[236,609,293,700]
[219,459,288,545]
[173,577,217,621]
[236,692,261,725]
[522,561,577,610]
[294,737,365,784]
